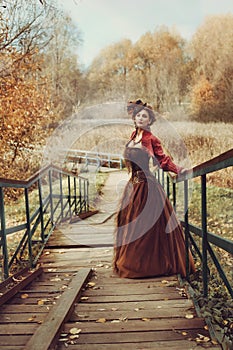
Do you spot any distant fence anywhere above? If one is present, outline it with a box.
[64,149,124,171]
[156,148,233,299]
[0,165,89,280]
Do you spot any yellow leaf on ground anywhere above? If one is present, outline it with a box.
[21,293,29,299]
[70,335,80,339]
[69,328,81,335]
[50,278,61,282]
[185,314,194,319]
[161,280,169,284]
[96,318,106,323]
[87,282,96,287]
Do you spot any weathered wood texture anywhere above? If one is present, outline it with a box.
[0,211,222,349]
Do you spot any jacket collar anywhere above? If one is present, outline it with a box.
[130,128,152,140]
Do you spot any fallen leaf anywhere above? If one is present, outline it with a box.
[182,332,188,336]
[50,277,61,282]
[142,318,151,322]
[70,335,80,339]
[87,282,96,287]
[185,314,194,319]
[21,293,29,299]
[69,328,81,335]
[111,307,118,311]
[80,297,89,301]
[111,319,120,323]
[96,318,106,323]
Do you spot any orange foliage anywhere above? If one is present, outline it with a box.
[0,49,56,179]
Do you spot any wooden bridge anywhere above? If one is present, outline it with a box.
[0,149,232,349]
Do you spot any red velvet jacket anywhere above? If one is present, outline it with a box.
[130,129,182,174]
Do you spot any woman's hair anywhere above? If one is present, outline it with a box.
[132,104,156,125]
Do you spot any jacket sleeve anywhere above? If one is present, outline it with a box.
[151,136,182,174]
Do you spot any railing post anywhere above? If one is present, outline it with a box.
[172,182,176,212]
[162,171,164,188]
[68,175,71,217]
[25,188,33,267]
[38,178,45,243]
[120,157,123,169]
[201,174,208,298]
[0,187,9,279]
[184,180,190,279]
[166,175,170,199]
[86,179,89,212]
[59,173,64,219]
[74,177,77,214]
[49,170,54,225]
[79,177,82,213]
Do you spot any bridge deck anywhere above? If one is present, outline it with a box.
[0,171,222,349]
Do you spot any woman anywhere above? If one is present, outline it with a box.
[113,103,195,278]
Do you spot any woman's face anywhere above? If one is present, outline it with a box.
[134,109,150,129]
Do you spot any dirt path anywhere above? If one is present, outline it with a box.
[96,169,129,217]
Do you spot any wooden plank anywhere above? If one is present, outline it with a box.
[63,318,207,333]
[24,268,92,350]
[58,329,208,343]
[75,293,184,302]
[0,347,24,350]
[0,335,30,346]
[0,323,37,335]
[57,340,220,350]
[0,312,47,323]
[71,308,194,321]
[0,267,43,306]
[84,285,181,296]
[0,304,54,313]
[75,299,193,311]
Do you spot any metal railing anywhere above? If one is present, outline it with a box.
[156,148,233,299]
[0,164,89,280]
[64,149,124,171]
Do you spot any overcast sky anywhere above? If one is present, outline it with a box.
[58,0,233,67]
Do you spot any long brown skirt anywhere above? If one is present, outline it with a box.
[113,174,196,278]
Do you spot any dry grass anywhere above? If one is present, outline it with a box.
[72,119,233,188]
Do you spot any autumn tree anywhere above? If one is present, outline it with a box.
[85,27,191,112]
[189,14,233,121]
[0,0,81,179]
[86,39,133,102]
[128,27,190,111]
[41,12,85,116]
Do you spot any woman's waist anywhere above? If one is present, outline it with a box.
[131,169,152,184]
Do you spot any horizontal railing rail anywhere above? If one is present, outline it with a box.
[155,148,233,299]
[63,149,124,170]
[0,164,89,280]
